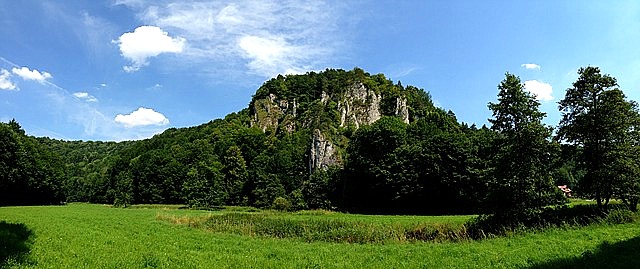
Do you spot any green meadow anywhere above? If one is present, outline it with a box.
[1,203,639,269]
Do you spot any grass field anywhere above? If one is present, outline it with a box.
[1,203,639,268]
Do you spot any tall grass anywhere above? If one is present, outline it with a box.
[159,204,639,244]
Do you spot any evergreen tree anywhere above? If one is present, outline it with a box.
[487,73,558,215]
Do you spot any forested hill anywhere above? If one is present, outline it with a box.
[2,68,482,213]
[8,67,638,215]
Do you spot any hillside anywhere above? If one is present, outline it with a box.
[3,67,569,214]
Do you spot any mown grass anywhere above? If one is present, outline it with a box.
[0,203,639,268]
[0,221,34,268]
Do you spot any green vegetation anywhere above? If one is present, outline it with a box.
[487,73,560,215]
[2,67,640,267]
[0,120,65,206]
[558,66,640,211]
[1,204,639,268]
[0,221,33,268]
[158,209,472,244]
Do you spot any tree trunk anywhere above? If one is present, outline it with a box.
[629,198,639,212]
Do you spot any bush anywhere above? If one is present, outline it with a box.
[465,204,639,239]
[604,209,636,224]
[272,197,292,211]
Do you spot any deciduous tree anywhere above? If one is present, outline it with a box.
[558,67,640,209]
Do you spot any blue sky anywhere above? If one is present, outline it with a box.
[1,0,640,141]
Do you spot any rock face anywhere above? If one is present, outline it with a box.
[250,81,409,173]
[309,129,338,173]
[395,97,409,124]
[252,94,295,133]
[338,82,382,129]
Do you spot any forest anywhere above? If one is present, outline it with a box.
[2,67,639,217]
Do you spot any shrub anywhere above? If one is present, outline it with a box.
[272,197,292,212]
[465,204,639,239]
[604,209,636,224]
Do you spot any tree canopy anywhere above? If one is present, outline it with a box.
[558,67,640,210]
[2,67,639,214]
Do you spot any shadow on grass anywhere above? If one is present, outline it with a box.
[528,235,640,269]
[0,221,34,268]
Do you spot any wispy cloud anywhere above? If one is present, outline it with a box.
[73,92,98,102]
[120,0,353,78]
[115,25,186,72]
[0,69,17,90]
[385,64,419,79]
[521,63,541,70]
[524,80,553,101]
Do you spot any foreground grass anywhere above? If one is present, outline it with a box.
[0,203,638,268]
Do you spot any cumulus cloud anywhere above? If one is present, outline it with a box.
[73,92,98,102]
[124,0,350,77]
[0,69,16,90]
[521,63,541,70]
[115,25,186,72]
[12,67,52,82]
[114,107,169,128]
[524,80,553,101]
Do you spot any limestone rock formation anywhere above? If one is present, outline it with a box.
[338,82,382,129]
[309,129,338,173]
[250,79,413,173]
[252,94,295,132]
[395,97,409,124]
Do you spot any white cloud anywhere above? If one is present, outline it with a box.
[11,67,52,83]
[126,1,351,77]
[115,25,186,72]
[521,63,541,70]
[73,92,89,98]
[113,0,146,8]
[524,80,553,101]
[114,107,169,128]
[0,69,16,90]
[73,92,98,102]
[239,35,308,75]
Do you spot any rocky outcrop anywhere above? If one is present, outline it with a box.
[252,94,295,132]
[338,82,381,129]
[320,91,330,104]
[309,129,338,172]
[395,97,409,124]
[251,81,411,173]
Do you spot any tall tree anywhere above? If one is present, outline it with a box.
[0,120,65,205]
[487,73,558,215]
[557,67,639,209]
[182,161,224,208]
[221,145,248,205]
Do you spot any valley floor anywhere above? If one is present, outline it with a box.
[1,203,638,268]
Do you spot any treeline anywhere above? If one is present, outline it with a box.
[0,120,65,205]
[2,67,639,215]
